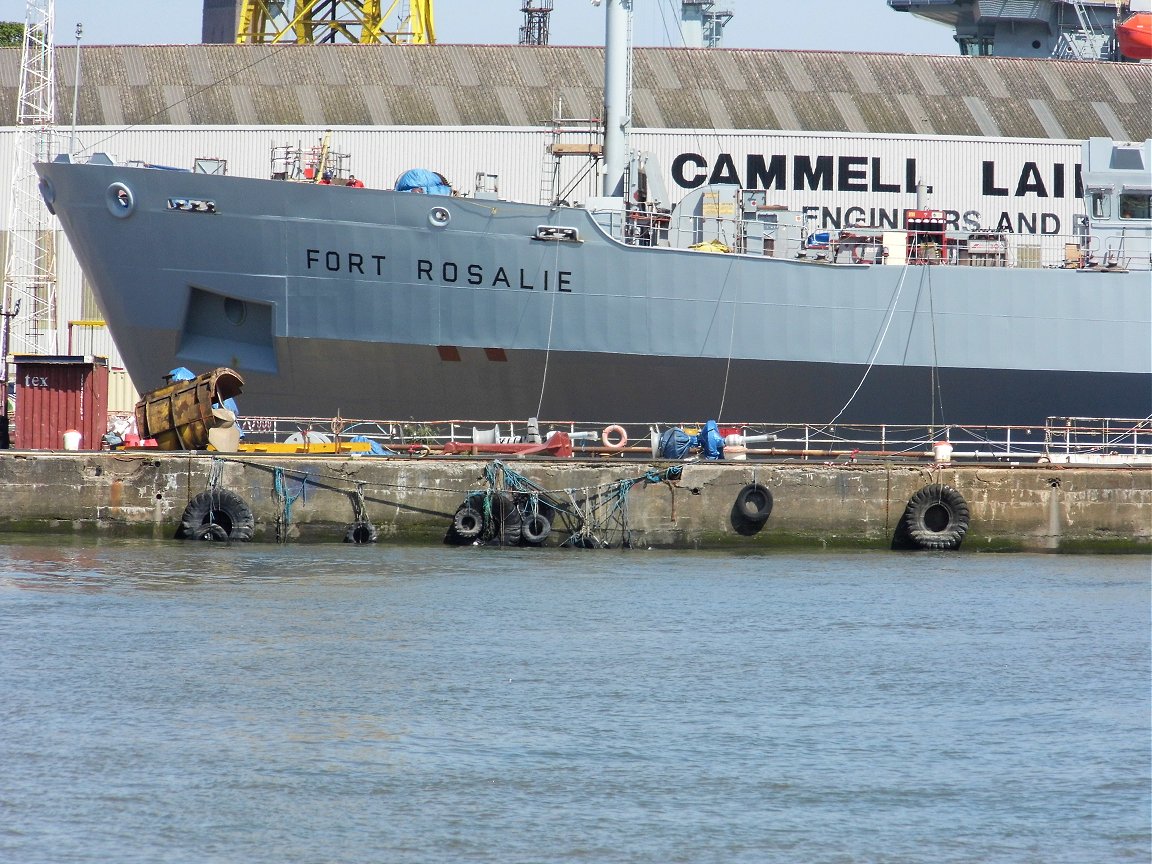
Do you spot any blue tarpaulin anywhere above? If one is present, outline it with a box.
[394,169,452,196]
[701,420,724,460]
[350,435,395,456]
[658,428,695,460]
[657,420,725,460]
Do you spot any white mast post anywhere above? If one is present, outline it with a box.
[601,0,631,197]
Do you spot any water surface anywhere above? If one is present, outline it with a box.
[1,540,1148,863]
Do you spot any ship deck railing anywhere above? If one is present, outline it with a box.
[227,415,1152,464]
[586,206,1152,271]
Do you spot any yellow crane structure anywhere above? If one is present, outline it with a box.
[236,1,435,45]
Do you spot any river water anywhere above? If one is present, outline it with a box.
[0,539,1148,864]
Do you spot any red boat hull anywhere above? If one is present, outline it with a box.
[1117,12,1152,60]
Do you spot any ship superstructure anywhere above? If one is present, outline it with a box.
[889,0,1152,61]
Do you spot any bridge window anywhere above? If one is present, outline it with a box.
[1119,192,1151,220]
[1089,191,1110,219]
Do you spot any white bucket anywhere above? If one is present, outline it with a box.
[725,445,748,461]
[932,441,953,463]
[62,429,82,451]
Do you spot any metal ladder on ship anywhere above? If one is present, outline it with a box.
[1051,0,1114,60]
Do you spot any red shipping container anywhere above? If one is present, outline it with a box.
[13,355,109,450]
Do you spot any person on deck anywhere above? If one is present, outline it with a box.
[346,174,365,188]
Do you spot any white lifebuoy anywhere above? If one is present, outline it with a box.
[601,424,628,450]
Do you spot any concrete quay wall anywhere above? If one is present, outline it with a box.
[0,452,1148,552]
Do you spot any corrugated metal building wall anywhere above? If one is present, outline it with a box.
[21,123,1086,220]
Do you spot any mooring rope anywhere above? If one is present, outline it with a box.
[351,482,368,524]
[535,246,562,420]
[820,263,912,430]
[207,457,224,490]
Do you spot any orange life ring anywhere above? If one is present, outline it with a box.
[601,424,628,450]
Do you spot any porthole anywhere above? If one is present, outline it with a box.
[224,297,247,326]
[106,182,135,218]
[429,206,451,227]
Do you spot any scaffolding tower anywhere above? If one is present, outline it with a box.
[3,0,59,360]
[539,98,604,206]
[519,0,553,46]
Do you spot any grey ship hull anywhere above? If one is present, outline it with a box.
[37,161,1152,426]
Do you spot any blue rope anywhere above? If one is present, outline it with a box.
[273,466,309,540]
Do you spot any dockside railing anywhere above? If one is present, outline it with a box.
[228,416,1152,464]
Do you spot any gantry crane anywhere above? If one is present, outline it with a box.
[236,0,435,45]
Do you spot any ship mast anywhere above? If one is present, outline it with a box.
[601,0,632,197]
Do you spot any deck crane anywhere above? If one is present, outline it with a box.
[236,0,435,45]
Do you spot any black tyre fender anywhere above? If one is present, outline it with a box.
[902,484,970,550]
[735,483,773,523]
[193,523,230,542]
[178,489,254,541]
[452,506,484,540]
[344,521,379,544]
[521,513,552,545]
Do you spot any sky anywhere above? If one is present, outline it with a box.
[22,1,960,54]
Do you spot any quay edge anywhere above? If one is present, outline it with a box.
[0,452,1149,553]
